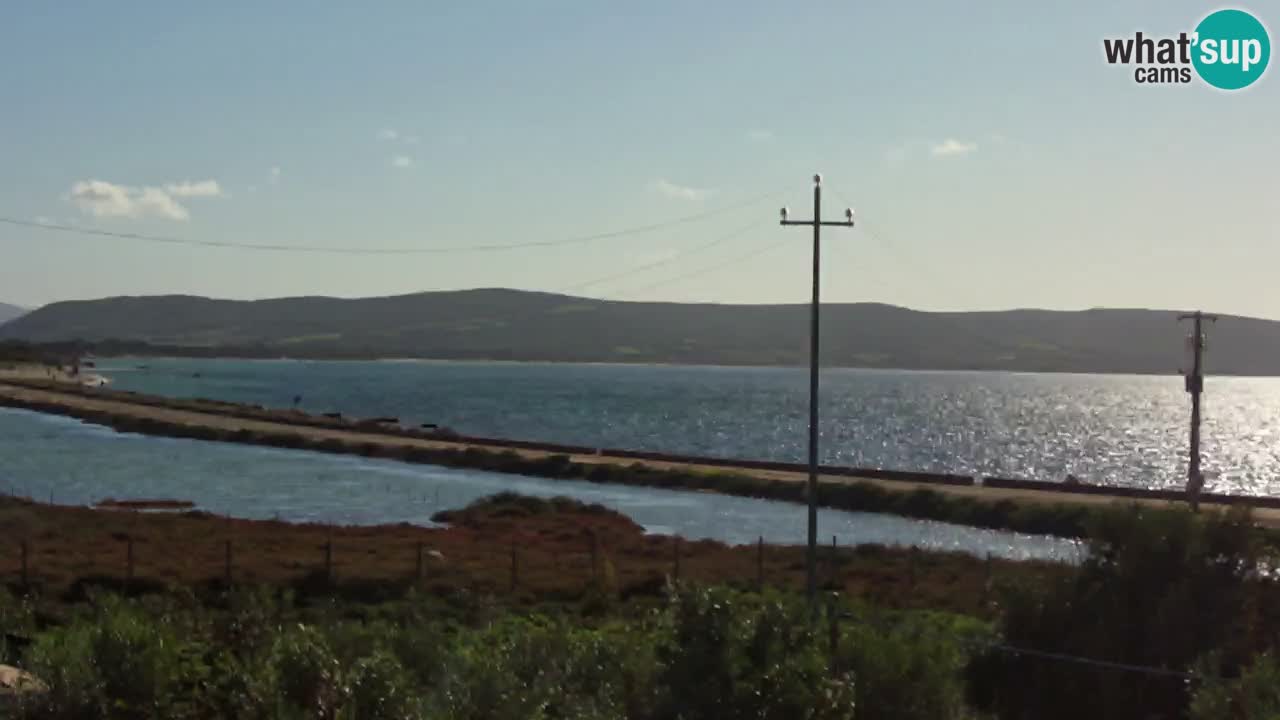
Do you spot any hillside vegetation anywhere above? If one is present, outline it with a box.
[4,289,1279,374]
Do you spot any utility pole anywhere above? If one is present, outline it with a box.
[780,174,854,609]
[1179,310,1217,511]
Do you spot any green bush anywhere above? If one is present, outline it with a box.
[656,588,856,720]
[837,609,987,720]
[973,505,1280,720]
[12,582,999,720]
[1190,653,1280,720]
[24,596,192,719]
[266,624,342,717]
[345,650,421,720]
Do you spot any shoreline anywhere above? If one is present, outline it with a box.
[13,346,1280,377]
[3,375,1279,537]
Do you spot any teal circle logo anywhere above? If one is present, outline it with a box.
[1192,9,1270,90]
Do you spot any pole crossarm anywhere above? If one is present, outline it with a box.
[781,220,856,227]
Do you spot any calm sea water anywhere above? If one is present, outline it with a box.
[94,358,1280,496]
[0,408,1079,561]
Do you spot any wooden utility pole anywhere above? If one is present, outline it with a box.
[1179,311,1217,511]
[780,174,855,611]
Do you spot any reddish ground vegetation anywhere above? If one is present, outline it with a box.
[0,492,1064,615]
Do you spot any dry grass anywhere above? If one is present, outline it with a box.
[0,494,1064,616]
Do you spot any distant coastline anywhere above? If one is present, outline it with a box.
[6,289,1280,375]
[6,342,1241,378]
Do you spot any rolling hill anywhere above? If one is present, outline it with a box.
[0,302,26,325]
[2,289,1278,374]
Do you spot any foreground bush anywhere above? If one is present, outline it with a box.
[970,505,1280,720]
[1190,653,1280,720]
[10,585,986,720]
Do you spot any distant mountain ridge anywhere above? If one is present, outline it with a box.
[0,302,26,325]
[3,289,1279,375]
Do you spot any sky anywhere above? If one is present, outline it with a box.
[1,1,1277,317]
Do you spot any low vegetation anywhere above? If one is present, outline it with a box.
[4,497,1280,718]
[0,493,1048,617]
[2,586,987,720]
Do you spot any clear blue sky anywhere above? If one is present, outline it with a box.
[2,1,1277,316]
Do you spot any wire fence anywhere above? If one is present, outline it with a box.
[0,504,1206,685]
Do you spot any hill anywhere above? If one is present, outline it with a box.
[0,302,26,325]
[2,289,1278,374]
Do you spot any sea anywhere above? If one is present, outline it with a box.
[91,358,1280,496]
[0,406,1080,561]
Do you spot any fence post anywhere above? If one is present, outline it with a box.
[224,540,233,589]
[830,535,838,588]
[324,538,333,586]
[672,537,681,584]
[908,546,918,591]
[827,593,840,676]
[982,552,993,605]
[20,540,29,588]
[510,542,519,592]
[416,541,425,584]
[756,536,764,591]
[590,532,599,586]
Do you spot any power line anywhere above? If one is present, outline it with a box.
[559,219,761,294]
[613,230,792,298]
[0,187,787,256]
[982,642,1199,680]
[844,611,1201,681]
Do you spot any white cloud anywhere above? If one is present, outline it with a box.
[164,179,223,197]
[247,185,258,193]
[68,178,223,222]
[378,128,399,141]
[650,178,710,201]
[746,129,774,142]
[391,155,413,168]
[930,138,978,157]
[34,216,53,225]
[404,134,421,145]
[269,166,281,184]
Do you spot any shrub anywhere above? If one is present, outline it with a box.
[973,505,1280,720]
[346,650,421,720]
[837,608,986,720]
[656,588,856,720]
[1190,653,1280,720]
[266,624,342,717]
[23,596,192,719]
